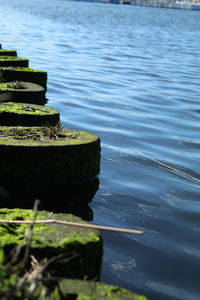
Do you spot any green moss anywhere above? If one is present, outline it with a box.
[58,280,149,300]
[0,208,103,279]
[0,56,28,67]
[0,102,56,115]
[0,81,41,91]
[0,102,60,126]
[0,66,46,73]
[0,56,27,61]
[0,126,98,145]
[0,67,47,89]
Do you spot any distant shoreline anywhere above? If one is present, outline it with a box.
[81,0,200,9]
[131,0,200,9]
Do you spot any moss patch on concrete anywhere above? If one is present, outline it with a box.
[0,56,28,67]
[58,279,149,300]
[0,50,17,57]
[0,126,101,187]
[0,102,60,126]
[0,67,47,89]
[0,208,103,279]
[0,81,45,103]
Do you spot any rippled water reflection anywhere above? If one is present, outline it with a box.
[0,1,200,299]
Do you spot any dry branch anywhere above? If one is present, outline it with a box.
[0,219,143,235]
[139,152,200,183]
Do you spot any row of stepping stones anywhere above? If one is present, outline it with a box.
[0,44,148,299]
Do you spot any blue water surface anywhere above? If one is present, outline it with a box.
[0,1,200,299]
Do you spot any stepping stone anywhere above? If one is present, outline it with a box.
[0,102,60,126]
[0,67,47,90]
[0,81,46,104]
[58,279,149,300]
[0,56,28,67]
[0,126,101,188]
[0,208,103,280]
[0,50,17,57]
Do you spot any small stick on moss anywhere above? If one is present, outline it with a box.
[139,152,200,183]
[0,219,143,235]
[23,199,40,268]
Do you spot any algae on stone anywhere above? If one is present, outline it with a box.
[0,102,60,126]
[0,67,47,89]
[0,208,103,279]
[0,126,101,187]
[0,56,28,67]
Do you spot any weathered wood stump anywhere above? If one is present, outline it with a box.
[0,102,60,126]
[0,67,47,90]
[0,126,101,188]
[0,56,28,67]
[0,208,103,280]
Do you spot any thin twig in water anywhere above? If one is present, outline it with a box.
[0,219,143,235]
[139,152,200,183]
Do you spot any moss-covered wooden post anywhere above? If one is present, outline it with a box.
[0,50,17,57]
[0,208,103,280]
[0,102,60,126]
[0,67,47,90]
[0,126,101,188]
[0,56,29,67]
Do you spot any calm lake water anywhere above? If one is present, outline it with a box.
[0,1,200,299]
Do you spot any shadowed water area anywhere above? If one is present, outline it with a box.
[0,0,200,299]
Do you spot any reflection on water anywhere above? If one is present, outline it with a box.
[0,178,99,221]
